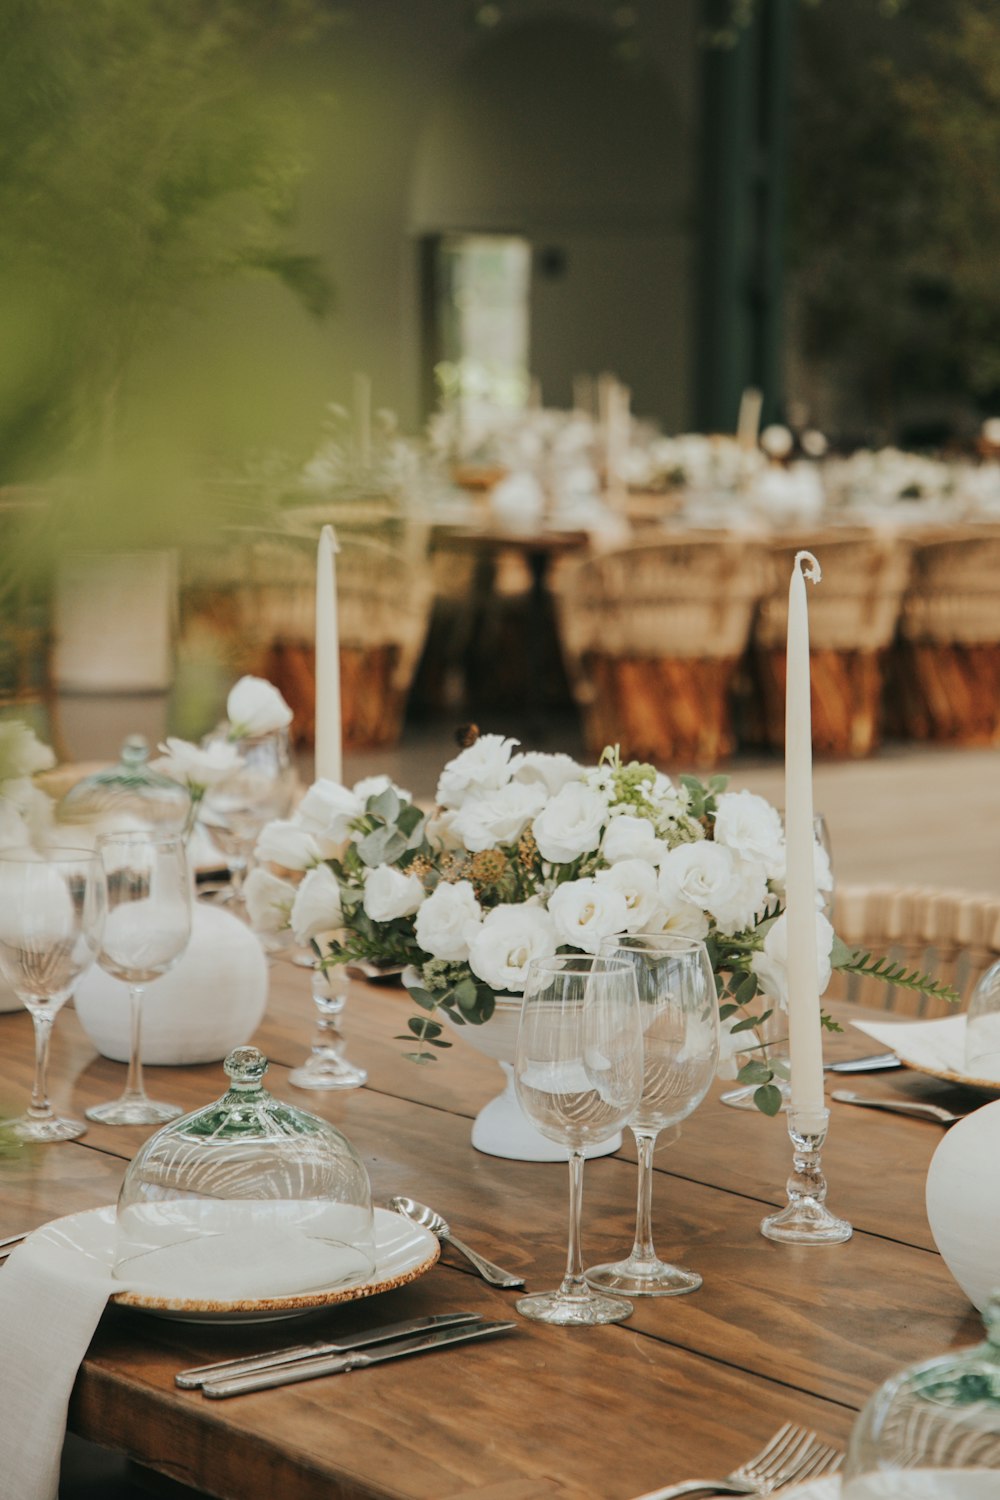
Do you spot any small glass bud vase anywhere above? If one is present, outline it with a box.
[760,1106,852,1245]
[288,966,368,1091]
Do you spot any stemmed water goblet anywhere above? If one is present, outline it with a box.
[588,934,719,1297]
[514,953,643,1326]
[0,847,107,1142]
[200,730,295,911]
[85,832,193,1126]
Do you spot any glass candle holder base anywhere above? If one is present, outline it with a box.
[289,967,367,1092]
[760,1106,852,1245]
[288,1049,368,1091]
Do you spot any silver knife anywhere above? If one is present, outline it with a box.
[201,1318,517,1398]
[824,1052,902,1073]
[177,1311,483,1389]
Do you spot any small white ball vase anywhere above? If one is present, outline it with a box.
[75,902,268,1066]
[925,1097,1000,1312]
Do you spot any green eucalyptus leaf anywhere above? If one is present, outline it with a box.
[737,1058,772,1085]
[369,786,400,823]
[754,1084,784,1116]
[733,972,759,1006]
[397,803,424,837]
[356,828,392,866]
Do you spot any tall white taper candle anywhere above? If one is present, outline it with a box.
[785,550,825,1115]
[315,525,342,784]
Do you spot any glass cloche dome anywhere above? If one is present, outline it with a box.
[58,735,190,836]
[843,1295,1000,1497]
[115,1047,374,1302]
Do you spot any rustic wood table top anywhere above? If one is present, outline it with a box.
[0,941,984,1500]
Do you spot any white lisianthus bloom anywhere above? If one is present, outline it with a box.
[225,676,293,739]
[254,819,321,872]
[659,841,767,936]
[531,783,608,864]
[290,864,344,944]
[353,774,412,805]
[435,734,519,809]
[0,721,55,782]
[450,781,546,853]
[414,880,483,961]
[602,813,665,866]
[766,837,834,906]
[153,737,243,792]
[425,807,465,854]
[750,911,835,1011]
[244,867,298,934]
[511,751,585,797]
[363,864,425,923]
[467,902,556,992]
[644,889,710,941]
[595,860,663,933]
[547,877,629,954]
[713,790,785,880]
[295,779,364,844]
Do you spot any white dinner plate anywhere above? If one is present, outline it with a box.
[851,1016,1000,1092]
[24,1205,440,1324]
[779,1479,840,1500]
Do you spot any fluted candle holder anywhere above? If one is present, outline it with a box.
[761,1106,852,1244]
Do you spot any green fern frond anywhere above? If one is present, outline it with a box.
[841,950,960,1005]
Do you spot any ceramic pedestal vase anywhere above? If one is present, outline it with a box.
[74,903,268,1065]
[926,1096,1000,1312]
[442,997,623,1163]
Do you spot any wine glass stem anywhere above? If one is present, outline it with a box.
[631,1128,661,1264]
[27,1011,55,1122]
[122,984,148,1103]
[558,1149,590,1299]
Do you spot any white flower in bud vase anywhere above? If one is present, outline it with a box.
[511,751,585,796]
[254,819,321,872]
[595,860,663,933]
[0,721,55,782]
[468,902,556,992]
[435,734,519,809]
[353,774,412,805]
[450,781,546,853]
[244,868,297,934]
[531,782,608,863]
[363,865,425,923]
[750,911,835,1012]
[153,737,243,792]
[225,676,292,740]
[659,841,767,936]
[713,790,785,881]
[414,880,483,962]
[548,877,629,955]
[295,779,363,844]
[0,797,31,850]
[602,813,665,866]
[766,836,834,905]
[291,864,344,945]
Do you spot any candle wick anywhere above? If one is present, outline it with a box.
[321,524,341,555]
[794,549,822,585]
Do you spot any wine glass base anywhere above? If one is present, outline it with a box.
[10,1114,87,1143]
[515,1288,633,1326]
[288,1060,368,1091]
[86,1097,183,1126]
[585,1259,702,1297]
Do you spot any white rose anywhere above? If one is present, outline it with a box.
[547,877,629,955]
[244,867,298,934]
[353,774,412,805]
[0,721,55,782]
[153,737,243,791]
[751,911,835,1012]
[713,790,785,880]
[659,841,767,935]
[643,893,710,941]
[767,836,834,906]
[602,814,665,866]
[290,863,344,944]
[450,781,546,853]
[532,783,608,864]
[254,819,321,872]
[511,751,585,796]
[595,860,663,934]
[468,902,556,992]
[295,779,364,844]
[414,880,483,961]
[435,734,519,809]
[363,864,425,922]
[225,676,293,739]
[425,807,465,854]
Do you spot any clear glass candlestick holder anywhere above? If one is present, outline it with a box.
[761,1106,852,1244]
[288,966,368,1091]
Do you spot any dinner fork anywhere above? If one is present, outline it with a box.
[629,1422,843,1498]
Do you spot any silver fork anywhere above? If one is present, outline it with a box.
[629,1422,843,1499]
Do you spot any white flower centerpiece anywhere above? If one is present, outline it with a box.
[250,731,956,1132]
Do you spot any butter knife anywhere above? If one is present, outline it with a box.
[824,1052,901,1073]
[201,1318,517,1398]
[177,1311,483,1388]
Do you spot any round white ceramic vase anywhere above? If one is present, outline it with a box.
[74,902,269,1066]
[925,1096,1000,1311]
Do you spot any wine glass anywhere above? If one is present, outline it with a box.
[588,934,719,1296]
[86,832,192,1126]
[514,953,643,1326]
[0,847,106,1141]
[288,965,368,1091]
[200,730,295,909]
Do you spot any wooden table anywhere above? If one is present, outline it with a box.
[0,949,983,1500]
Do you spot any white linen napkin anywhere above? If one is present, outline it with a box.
[850,1014,970,1077]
